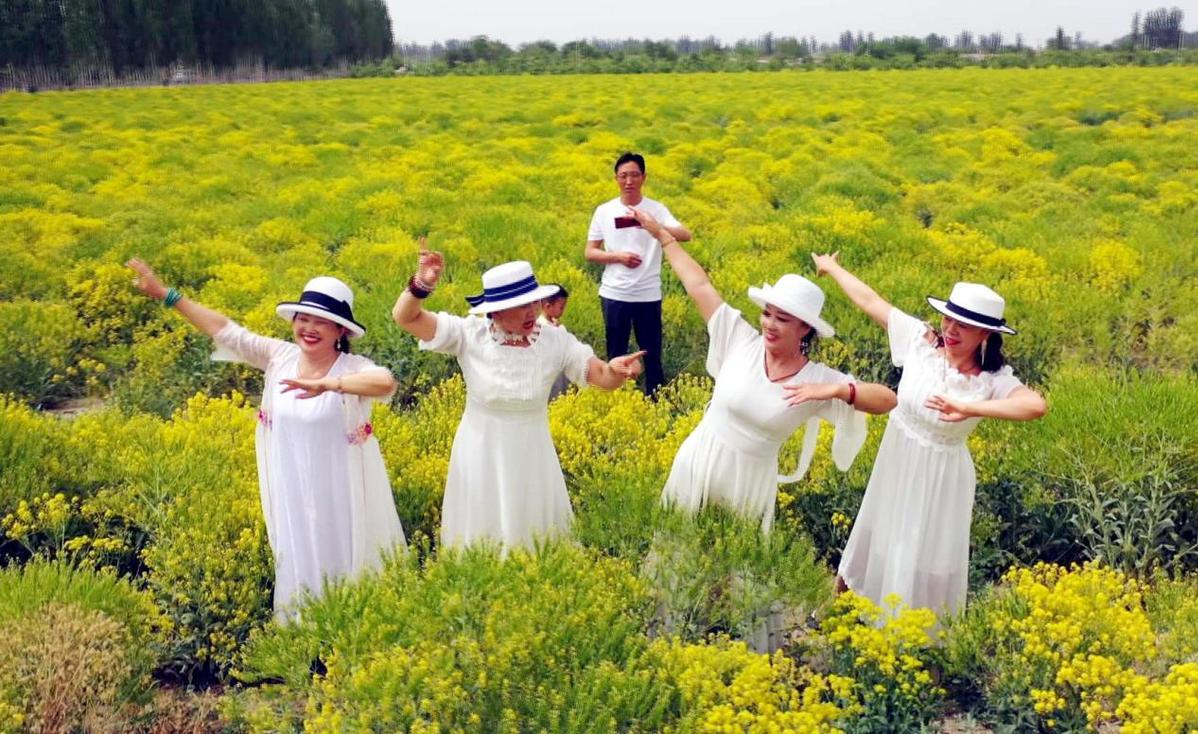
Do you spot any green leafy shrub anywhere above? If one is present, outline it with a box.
[645,508,832,645]
[1010,365,1198,576]
[0,300,88,406]
[235,542,655,731]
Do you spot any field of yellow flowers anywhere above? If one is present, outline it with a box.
[1,68,1197,731]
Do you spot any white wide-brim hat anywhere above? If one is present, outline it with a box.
[276,276,366,338]
[927,282,1017,335]
[747,274,835,338]
[466,261,561,315]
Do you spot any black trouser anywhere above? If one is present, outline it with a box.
[601,297,664,396]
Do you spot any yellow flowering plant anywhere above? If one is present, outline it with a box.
[801,592,944,732]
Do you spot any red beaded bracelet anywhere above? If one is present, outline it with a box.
[847,382,857,406]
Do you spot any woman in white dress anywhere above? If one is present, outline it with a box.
[622,209,897,533]
[391,245,645,549]
[127,260,406,619]
[813,252,1047,616]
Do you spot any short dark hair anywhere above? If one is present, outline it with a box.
[543,283,569,301]
[614,152,645,174]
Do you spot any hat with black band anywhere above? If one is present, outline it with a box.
[926,282,1017,335]
[276,276,366,337]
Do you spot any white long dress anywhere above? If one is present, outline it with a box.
[213,323,407,618]
[419,313,595,548]
[661,304,868,532]
[838,308,1023,616]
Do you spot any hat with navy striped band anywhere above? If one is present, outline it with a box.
[927,282,1017,335]
[465,261,561,315]
[276,276,366,338]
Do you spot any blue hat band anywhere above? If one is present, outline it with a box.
[465,275,539,307]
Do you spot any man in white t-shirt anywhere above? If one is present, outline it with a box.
[585,152,691,395]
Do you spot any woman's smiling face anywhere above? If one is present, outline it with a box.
[759,303,812,356]
[292,312,345,355]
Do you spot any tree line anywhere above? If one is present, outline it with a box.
[0,0,393,74]
[386,7,1189,75]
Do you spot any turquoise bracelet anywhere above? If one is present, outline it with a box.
[163,287,182,308]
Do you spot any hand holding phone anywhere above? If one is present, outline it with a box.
[614,216,642,229]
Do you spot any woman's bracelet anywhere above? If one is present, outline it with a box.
[846,382,857,406]
[659,236,678,248]
[408,275,434,299]
[163,287,182,308]
[336,376,344,393]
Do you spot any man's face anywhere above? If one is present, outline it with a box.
[614,161,645,199]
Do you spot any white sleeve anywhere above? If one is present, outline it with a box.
[779,366,868,484]
[418,312,469,358]
[705,303,757,379]
[587,207,605,242]
[990,368,1024,400]
[211,321,291,371]
[887,307,930,368]
[558,327,597,388]
[657,203,682,229]
[341,353,397,401]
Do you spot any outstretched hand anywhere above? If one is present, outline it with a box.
[783,382,843,407]
[126,258,167,300]
[280,377,333,399]
[627,207,665,238]
[416,237,445,287]
[925,394,973,422]
[810,252,841,277]
[609,350,646,381]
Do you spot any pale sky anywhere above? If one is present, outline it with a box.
[386,0,1195,48]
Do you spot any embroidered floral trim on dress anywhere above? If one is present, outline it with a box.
[488,322,542,346]
[347,422,374,445]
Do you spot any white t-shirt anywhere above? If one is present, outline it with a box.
[587,196,681,303]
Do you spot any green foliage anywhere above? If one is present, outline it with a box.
[1,0,393,73]
[235,542,657,731]
[645,508,833,644]
[0,300,88,406]
[1008,366,1198,576]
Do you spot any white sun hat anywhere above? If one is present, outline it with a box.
[465,261,561,315]
[276,276,366,338]
[747,274,835,337]
[927,282,1017,335]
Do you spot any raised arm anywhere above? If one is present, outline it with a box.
[391,240,443,343]
[810,252,893,330]
[628,208,722,323]
[127,258,228,337]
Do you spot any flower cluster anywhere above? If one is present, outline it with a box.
[809,591,944,729]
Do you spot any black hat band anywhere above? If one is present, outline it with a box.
[296,290,355,323]
[944,299,1006,329]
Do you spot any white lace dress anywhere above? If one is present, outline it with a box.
[212,323,407,619]
[838,308,1023,616]
[661,304,868,532]
[420,314,595,548]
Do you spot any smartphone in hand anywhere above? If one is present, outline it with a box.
[614,216,642,229]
